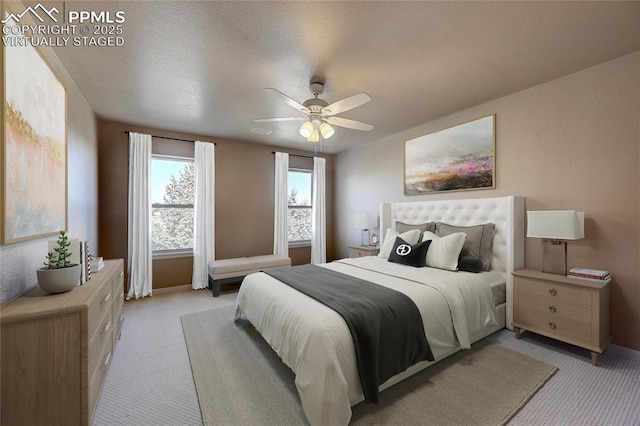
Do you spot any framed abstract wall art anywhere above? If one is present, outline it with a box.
[2,11,67,244]
[404,114,495,195]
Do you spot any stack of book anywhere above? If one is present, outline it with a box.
[568,267,611,284]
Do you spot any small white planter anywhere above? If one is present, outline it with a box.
[37,264,81,294]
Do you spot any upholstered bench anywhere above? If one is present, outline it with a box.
[208,254,291,297]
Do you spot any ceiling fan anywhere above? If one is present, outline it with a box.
[255,82,374,142]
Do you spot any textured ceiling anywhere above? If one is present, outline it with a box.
[42,1,640,153]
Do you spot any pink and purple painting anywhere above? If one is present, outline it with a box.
[3,15,67,243]
[404,115,495,195]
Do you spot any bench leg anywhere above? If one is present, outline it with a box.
[208,276,222,297]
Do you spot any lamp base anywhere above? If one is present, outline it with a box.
[361,228,370,246]
[542,239,567,275]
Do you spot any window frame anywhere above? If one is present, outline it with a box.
[287,168,313,247]
[151,154,195,258]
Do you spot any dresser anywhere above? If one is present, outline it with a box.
[1,259,125,425]
[512,268,610,366]
[348,245,380,258]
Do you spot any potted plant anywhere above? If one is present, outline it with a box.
[36,231,81,294]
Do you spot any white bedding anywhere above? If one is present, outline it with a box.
[234,256,504,426]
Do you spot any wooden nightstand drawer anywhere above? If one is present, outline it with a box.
[519,294,592,323]
[519,309,592,343]
[519,277,591,306]
[349,246,379,258]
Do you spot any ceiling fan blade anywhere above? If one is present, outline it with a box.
[254,116,307,122]
[321,93,371,116]
[265,88,310,114]
[325,116,374,131]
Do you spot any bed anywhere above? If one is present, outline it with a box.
[234,196,525,425]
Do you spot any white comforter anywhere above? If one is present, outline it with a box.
[234,256,502,425]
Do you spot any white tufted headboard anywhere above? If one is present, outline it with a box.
[380,196,525,329]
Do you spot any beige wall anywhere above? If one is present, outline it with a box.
[97,120,335,291]
[0,12,99,304]
[334,52,640,351]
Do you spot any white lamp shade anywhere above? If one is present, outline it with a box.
[355,213,369,229]
[527,210,584,240]
[307,127,320,142]
[299,121,314,138]
[319,122,335,139]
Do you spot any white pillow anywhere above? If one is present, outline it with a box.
[378,228,422,259]
[422,231,466,271]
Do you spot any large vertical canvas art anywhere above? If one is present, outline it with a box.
[404,115,495,195]
[2,15,67,243]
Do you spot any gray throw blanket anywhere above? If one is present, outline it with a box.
[263,264,434,404]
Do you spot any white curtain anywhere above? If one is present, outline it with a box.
[274,152,289,257]
[311,157,326,264]
[192,141,215,290]
[127,132,153,299]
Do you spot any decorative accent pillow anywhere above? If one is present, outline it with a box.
[457,255,484,273]
[388,237,431,268]
[436,223,495,271]
[422,231,466,271]
[378,228,422,259]
[395,221,436,234]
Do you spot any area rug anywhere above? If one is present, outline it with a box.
[181,306,557,425]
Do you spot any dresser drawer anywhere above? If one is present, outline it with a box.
[113,310,125,346]
[519,294,592,323]
[88,283,113,338]
[519,309,592,343]
[112,299,124,346]
[518,277,592,306]
[88,312,113,376]
[89,348,113,419]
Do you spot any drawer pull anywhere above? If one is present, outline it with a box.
[548,321,557,329]
[102,321,112,334]
[102,352,112,368]
[119,314,124,323]
[119,272,124,278]
[548,305,557,313]
[102,293,112,304]
[548,288,557,296]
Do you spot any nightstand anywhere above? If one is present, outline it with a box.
[349,245,380,258]
[512,269,610,366]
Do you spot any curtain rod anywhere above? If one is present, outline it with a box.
[123,131,216,145]
[271,151,316,159]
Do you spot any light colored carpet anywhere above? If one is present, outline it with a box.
[181,306,557,425]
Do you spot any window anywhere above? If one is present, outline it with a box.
[151,156,194,255]
[288,169,312,244]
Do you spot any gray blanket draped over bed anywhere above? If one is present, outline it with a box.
[263,264,434,403]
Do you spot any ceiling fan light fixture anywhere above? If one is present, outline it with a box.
[299,121,314,138]
[307,127,320,143]
[319,122,335,139]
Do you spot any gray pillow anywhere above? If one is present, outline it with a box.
[436,222,495,271]
[395,221,436,234]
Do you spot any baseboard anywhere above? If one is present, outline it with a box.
[608,343,640,362]
[154,284,194,295]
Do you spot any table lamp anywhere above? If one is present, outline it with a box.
[527,210,584,275]
[355,213,370,246]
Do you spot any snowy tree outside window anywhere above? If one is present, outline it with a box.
[288,170,312,243]
[151,157,194,252]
